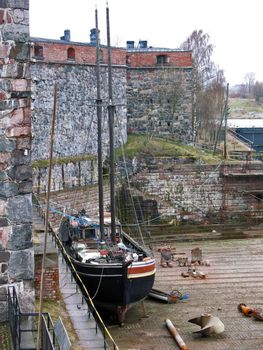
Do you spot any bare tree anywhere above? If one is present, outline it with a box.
[253,81,263,102]
[181,30,225,143]
[244,72,255,98]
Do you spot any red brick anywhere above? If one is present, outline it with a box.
[127,50,192,68]
[31,41,126,65]
[0,90,8,100]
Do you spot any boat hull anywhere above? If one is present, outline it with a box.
[72,257,155,321]
[74,258,155,304]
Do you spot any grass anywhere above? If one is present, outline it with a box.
[35,298,79,349]
[0,322,12,350]
[229,98,263,117]
[115,133,223,164]
[32,154,96,169]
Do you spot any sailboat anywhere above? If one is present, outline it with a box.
[58,5,156,324]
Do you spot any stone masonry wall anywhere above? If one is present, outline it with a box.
[0,0,34,319]
[33,158,97,193]
[131,160,263,223]
[127,67,193,143]
[31,61,127,161]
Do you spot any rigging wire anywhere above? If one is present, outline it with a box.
[119,134,146,247]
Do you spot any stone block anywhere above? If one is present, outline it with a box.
[10,149,30,166]
[1,61,18,78]
[2,23,29,42]
[18,180,32,194]
[0,217,8,226]
[10,107,24,125]
[0,1,29,9]
[0,138,16,152]
[13,8,28,25]
[11,78,30,92]
[7,165,32,181]
[0,90,9,100]
[0,171,8,181]
[0,226,10,249]
[16,136,30,149]
[8,248,34,281]
[0,250,10,263]
[0,198,6,215]
[0,99,13,111]
[0,42,12,59]
[6,193,31,223]
[5,125,31,137]
[18,97,30,108]
[0,181,18,197]
[1,262,8,273]
[0,275,8,285]
[0,155,11,170]
[7,223,32,250]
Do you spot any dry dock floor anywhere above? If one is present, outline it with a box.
[109,237,263,350]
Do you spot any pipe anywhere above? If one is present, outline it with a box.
[238,303,253,316]
[165,319,188,350]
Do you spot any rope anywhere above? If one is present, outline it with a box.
[91,267,104,300]
[120,135,146,247]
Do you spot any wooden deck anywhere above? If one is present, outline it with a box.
[109,236,263,349]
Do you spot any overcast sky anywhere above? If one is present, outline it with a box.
[30,0,262,86]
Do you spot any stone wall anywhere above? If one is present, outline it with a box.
[127,67,193,142]
[31,60,127,161]
[33,158,97,193]
[131,159,263,223]
[0,0,34,318]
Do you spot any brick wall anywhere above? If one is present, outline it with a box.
[127,50,192,68]
[35,254,60,300]
[31,39,126,66]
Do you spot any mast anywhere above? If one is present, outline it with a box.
[106,3,116,243]
[95,7,105,240]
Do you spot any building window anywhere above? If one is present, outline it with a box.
[34,45,43,58]
[126,55,131,65]
[157,55,170,65]
[67,47,75,60]
[99,49,104,63]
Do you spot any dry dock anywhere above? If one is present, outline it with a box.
[109,236,263,350]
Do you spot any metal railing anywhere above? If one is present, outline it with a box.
[33,193,119,350]
[7,285,58,350]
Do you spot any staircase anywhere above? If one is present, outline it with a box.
[34,183,111,230]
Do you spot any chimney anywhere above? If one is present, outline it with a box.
[90,28,99,45]
[139,40,147,49]
[126,41,135,49]
[60,29,71,42]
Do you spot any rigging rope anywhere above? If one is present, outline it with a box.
[120,134,146,247]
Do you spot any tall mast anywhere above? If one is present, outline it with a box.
[106,3,116,243]
[95,8,105,240]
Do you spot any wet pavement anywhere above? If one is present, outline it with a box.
[109,237,263,350]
